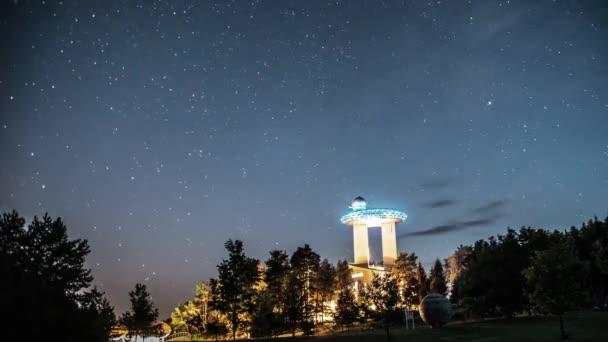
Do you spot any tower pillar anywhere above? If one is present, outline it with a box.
[353,222,369,265]
[381,221,398,265]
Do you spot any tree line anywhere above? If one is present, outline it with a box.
[3,209,606,340]
[447,217,608,338]
[0,210,163,341]
[170,240,451,340]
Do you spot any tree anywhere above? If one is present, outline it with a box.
[283,269,305,338]
[0,211,92,297]
[336,259,352,290]
[121,283,159,341]
[290,244,320,327]
[210,240,260,340]
[524,239,589,339]
[205,315,228,341]
[334,284,359,333]
[264,250,290,314]
[251,288,279,338]
[429,259,448,296]
[391,252,419,308]
[445,245,472,284]
[80,287,117,340]
[316,258,337,323]
[194,282,211,327]
[367,274,400,341]
[415,262,428,301]
[1,211,115,342]
[170,301,203,335]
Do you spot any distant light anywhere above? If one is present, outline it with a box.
[41,184,46,189]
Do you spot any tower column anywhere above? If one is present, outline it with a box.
[381,221,398,265]
[353,223,369,265]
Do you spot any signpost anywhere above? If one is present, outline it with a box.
[405,310,415,329]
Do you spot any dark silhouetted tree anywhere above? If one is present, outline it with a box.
[283,270,305,338]
[251,288,278,338]
[524,238,588,339]
[334,284,359,333]
[80,287,117,340]
[121,283,159,341]
[205,315,228,341]
[290,244,320,329]
[1,211,115,342]
[367,274,399,341]
[336,259,352,290]
[316,258,336,323]
[415,262,428,301]
[210,240,260,340]
[0,211,92,297]
[429,259,448,296]
[264,250,290,314]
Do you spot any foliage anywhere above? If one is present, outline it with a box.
[336,259,352,289]
[415,262,429,301]
[1,211,115,342]
[316,258,337,323]
[366,273,400,341]
[121,283,159,339]
[334,284,359,331]
[264,249,290,315]
[194,282,211,326]
[80,287,118,339]
[391,252,420,309]
[0,210,92,297]
[429,259,448,296]
[250,288,279,338]
[210,239,260,340]
[524,238,589,338]
[283,269,306,337]
[290,244,320,326]
[170,301,203,334]
[204,315,229,341]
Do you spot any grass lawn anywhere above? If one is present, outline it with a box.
[307,311,608,342]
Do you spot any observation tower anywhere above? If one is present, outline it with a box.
[341,196,407,282]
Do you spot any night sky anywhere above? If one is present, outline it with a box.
[1,0,607,317]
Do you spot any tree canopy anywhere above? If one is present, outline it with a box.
[210,239,260,340]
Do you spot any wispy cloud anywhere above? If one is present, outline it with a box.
[423,199,457,208]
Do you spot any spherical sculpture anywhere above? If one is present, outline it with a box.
[419,293,453,328]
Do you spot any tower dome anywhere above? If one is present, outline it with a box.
[351,196,367,210]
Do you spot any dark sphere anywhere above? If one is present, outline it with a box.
[419,293,453,328]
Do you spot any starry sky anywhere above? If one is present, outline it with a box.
[1,0,607,317]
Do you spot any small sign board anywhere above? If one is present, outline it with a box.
[405,310,415,329]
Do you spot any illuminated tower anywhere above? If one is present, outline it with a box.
[340,196,407,282]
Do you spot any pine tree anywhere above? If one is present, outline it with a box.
[336,259,352,290]
[391,252,419,308]
[121,283,159,341]
[290,244,320,328]
[283,270,305,338]
[429,259,448,296]
[316,258,336,323]
[334,285,359,333]
[416,262,428,301]
[264,250,290,314]
[210,240,260,340]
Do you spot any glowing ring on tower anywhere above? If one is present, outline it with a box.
[340,208,408,226]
